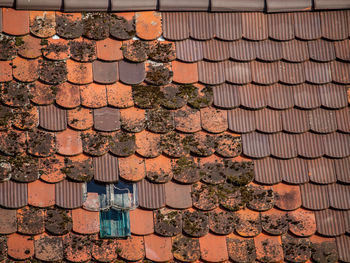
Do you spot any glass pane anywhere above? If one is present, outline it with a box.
[100,210,130,238]
[87,180,109,209]
[112,180,138,209]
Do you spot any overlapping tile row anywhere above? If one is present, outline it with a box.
[0,8,350,263]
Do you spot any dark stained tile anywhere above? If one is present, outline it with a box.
[63,233,91,262]
[300,183,330,210]
[56,13,84,39]
[42,38,71,61]
[280,158,309,184]
[309,108,337,134]
[91,239,118,262]
[230,40,256,61]
[279,61,305,84]
[282,234,311,263]
[164,181,192,209]
[224,61,251,84]
[296,132,324,158]
[213,84,240,109]
[215,133,242,157]
[255,40,282,61]
[308,39,335,62]
[254,234,284,262]
[145,62,173,86]
[40,59,67,85]
[331,61,350,84]
[93,153,119,183]
[92,60,119,84]
[273,183,301,211]
[209,209,235,235]
[149,41,176,62]
[39,155,66,183]
[334,157,350,183]
[17,206,45,235]
[293,84,321,109]
[227,236,256,263]
[27,129,56,157]
[305,61,332,84]
[172,234,200,262]
[235,209,261,237]
[161,132,188,158]
[154,208,182,237]
[30,11,55,38]
[160,84,187,109]
[137,179,165,209]
[255,108,282,133]
[1,81,30,107]
[281,39,309,62]
[251,61,279,85]
[254,157,282,184]
[93,107,120,131]
[228,108,256,133]
[242,12,268,40]
[202,39,230,61]
[119,60,145,85]
[109,13,135,40]
[261,209,288,235]
[214,12,242,40]
[268,13,294,40]
[320,83,348,109]
[0,129,26,156]
[199,233,229,262]
[265,84,294,109]
[146,107,175,133]
[69,38,97,62]
[188,132,215,157]
[242,132,270,158]
[38,104,67,132]
[198,61,225,85]
[288,208,316,237]
[308,158,336,184]
[192,182,218,210]
[162,12,189,40]
[82,130,110,156]
[328,183,350,209]
[34,234,64,262]
[248,183,274,211]
[0,34,17,61]
[320,11,349,40]
[315,209,346,236]
[200,107,228,133]
[334,39,350,61]
[63,154,94,182]
[188,12,215,40]
[294,12,321,40]
[239,84,266,109]
[175,105,201,133]
[117,235,145,261]
[82,13,109,40]
[0,208,17,234]
[269,133,297,159]
[323,132,350,158]
[183,210,209,237]
[122,39,151,62]
[45,208,72,235]
[55,179,83,209]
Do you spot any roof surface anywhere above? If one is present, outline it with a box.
[0,7,350,263]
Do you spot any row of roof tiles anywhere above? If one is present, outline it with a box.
[1,169,349,211]
[0,230,344,262]
[1,0,350,12]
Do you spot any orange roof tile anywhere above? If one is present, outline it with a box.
[136,11,162,40]
[28,180,55,207]
[7,233,34,260]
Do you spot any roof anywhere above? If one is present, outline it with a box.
[0,7,350,263]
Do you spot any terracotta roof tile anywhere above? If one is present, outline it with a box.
[279,61,305,84]
[92,60,119,84]
[228,108,255,133]
[254,234,283,263]
[280,158,309,184]
[268,13,294,40]
[63,232,92,262]
[281,39,309,62]
[198,61,225,85]
[296,132,324,158]
[320,83,348,109]
[294,12,321,40]
[28,82,53,106]
[119,155,145,181]
[320,11,349,40]
[334,39,350,61]
[39,155,66,183]
[2,8,29,36]
[91,238,118,262]
[107,82,134,108]
[7,233,34,260]
[256,40,282,61]
[135,130,161,158]
[56,129,83,156]
[227,235,256,263]
[145,155,173,183]
[45,208,72,235]
[251,61,279,85]
[176,39,203,62]
[334,157,350,183]
[236,209,261,237]
[323,132,350,158]
[172,234,200,261]
[96,38,123,61]
[55,82,80,108]
[68,107,93,130]
[254,158,282,184]
[72,208,99,234]
[315,209,346,236]
[300,183,329,210]
[224,61,251,84]
[336,235,350,262]
[214,12,242,40]
[288,208,316,237]
[175,105,201,133]
[0,61,12,82]
[308,39,335,62]
[269,133,297,159]
[80,83,107,108]
[136,11,162,40]
[55,179,83,208]
[38,104,67,131]
[66,59,92,84]
[34,234,64,262]
[28,179,55,207]
[328,183,350,209]
[230,40,256,61]
[130,208,154,235]
[242,12,268,40]
[93,107,120,131]
[255,108,282,133]
[42,38,70,60]
[331,61,350,84]
[145,234,172,260]
[17,206,45,235]
[199,233,229,262]
[29,11,56,37]
[117,235,145,261]
[261,208,288,235]
[17,34,42,59]
[242,132,270,158]
[0,207,17,234]
[120,107,146,132]
[172,60,198,84]
[119,60,145,85]
[273,183,301,211]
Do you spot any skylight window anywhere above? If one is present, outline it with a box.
[85,179,138,238]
